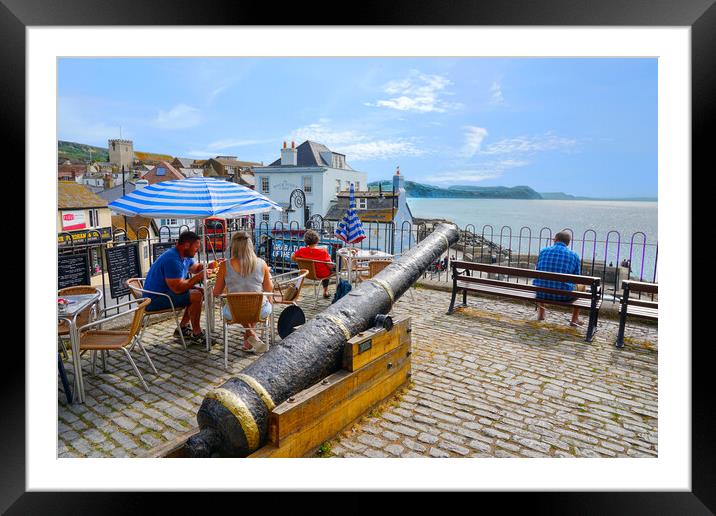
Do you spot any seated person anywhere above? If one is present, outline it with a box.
[533,230,584,327]
[212,231,273,353]
[143,230,207,343]
[291,229,334,298]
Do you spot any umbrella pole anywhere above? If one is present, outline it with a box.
[198,218,211,352]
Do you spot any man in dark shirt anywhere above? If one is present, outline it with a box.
[144,231,208,342]
[534,230,584,327]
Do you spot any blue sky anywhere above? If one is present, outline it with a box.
[58,57,657,197]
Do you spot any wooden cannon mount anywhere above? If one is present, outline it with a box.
[147,316,412,458]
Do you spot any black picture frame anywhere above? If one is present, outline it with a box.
[8,0,710,511]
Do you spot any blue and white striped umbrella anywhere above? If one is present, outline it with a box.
[335,183,366,244]
[108,177,282,218]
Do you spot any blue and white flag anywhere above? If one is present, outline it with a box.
[108,177,282,218]
[335,183,366,244]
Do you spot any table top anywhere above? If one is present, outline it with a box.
[57,293,100,318]
[337,248,393,259]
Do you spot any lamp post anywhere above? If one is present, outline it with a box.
[286,188,309,228]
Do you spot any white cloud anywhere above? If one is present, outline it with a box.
[481,133,577,155]
[426,159,529,185]
[490,81,505,105]
[461,126,489,158]
[287,121,427,161]
[153,104,202,129]
[369,70,461,113]
[338,140,426,161]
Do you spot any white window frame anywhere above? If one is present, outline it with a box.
[260,176,270,194]
[336,179,341,193]
[261,212,270,223]
[302,175,313,194]
[355,181,361,191]
[358,198,367,210]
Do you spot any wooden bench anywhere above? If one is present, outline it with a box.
[447,261,603,342]
[615,280,658,348]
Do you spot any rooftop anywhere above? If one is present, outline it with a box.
[57,182,109,209]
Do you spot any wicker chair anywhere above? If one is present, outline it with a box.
[220,292,274,370]
[126,278,188,350]
[357,259,393,283]
[293,258,337,307]
[76,298,156,393]
[271,269,309,306]
[58,285,102,359]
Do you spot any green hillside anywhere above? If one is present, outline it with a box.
[58,140,109,163]
[368,180,542,199]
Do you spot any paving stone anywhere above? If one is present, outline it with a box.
[429,447,451,458]
[385,444,405,456]
[403,439,427,453]
[357,434,385,449]
[438,441,470,456]
[417,432,439,445]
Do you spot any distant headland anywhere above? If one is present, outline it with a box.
[368,181,656,202]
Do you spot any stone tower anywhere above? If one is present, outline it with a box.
[108,139,134,171]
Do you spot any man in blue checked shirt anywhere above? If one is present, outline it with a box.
[534,230,584,327]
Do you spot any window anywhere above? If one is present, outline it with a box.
[358,198,367,210]
[260,176,270,194]
[261,212,270,223]
[355,181,360,191]
[336,179,341,193]
[302,176,312,194]
[88,208,100,228]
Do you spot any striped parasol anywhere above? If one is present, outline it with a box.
[108,176,282,218]
[335,183,366,244]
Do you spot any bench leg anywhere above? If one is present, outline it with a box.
[585,309,598,342]
[462,288,468,307]
[615,308,627,348]
[447,286,458,315]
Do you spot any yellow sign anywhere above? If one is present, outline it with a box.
[58,227,112,246]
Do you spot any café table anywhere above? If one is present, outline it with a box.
[57,292,101,404]
[336,248,393,286]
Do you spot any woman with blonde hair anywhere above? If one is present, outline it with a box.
[213,231,273,352]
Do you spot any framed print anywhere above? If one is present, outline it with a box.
[6,0,712,511]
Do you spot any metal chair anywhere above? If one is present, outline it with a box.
[76,298,157,393]
[126,278,188,350]
[294,258,337,307]
[219,292,275,370]
[58,285,102,360]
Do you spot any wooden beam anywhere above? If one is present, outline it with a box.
[343,316,410,371]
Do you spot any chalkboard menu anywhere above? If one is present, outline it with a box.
[58,253,90,290]
[152,242,175,262]
[105,244,141,298]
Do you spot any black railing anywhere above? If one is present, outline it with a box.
[57,220,658,316]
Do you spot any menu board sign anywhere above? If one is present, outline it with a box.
[152,242,175,262]
[105,244,141,298]
[58,253,91,290]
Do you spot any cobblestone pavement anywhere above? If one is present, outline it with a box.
[58,286,658,458]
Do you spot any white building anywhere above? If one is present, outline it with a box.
[252,140,367,228]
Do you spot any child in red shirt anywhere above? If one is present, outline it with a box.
[292,229,334,298]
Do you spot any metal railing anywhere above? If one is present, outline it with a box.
[58,218,658,315]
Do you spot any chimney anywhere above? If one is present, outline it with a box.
[281,140,298,166]
[393,166,404,192]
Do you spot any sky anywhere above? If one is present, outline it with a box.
[58,57,657,198]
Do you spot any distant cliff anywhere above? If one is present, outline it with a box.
[368,181,543,199]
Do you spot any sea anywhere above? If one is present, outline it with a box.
[406,198,658,281]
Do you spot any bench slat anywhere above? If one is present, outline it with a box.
[619,298,658,309]
[456,281,602,309]
[625,305,658,319]
[456,275,596,299]
[623,280,658,294]
[452,261,600,285]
